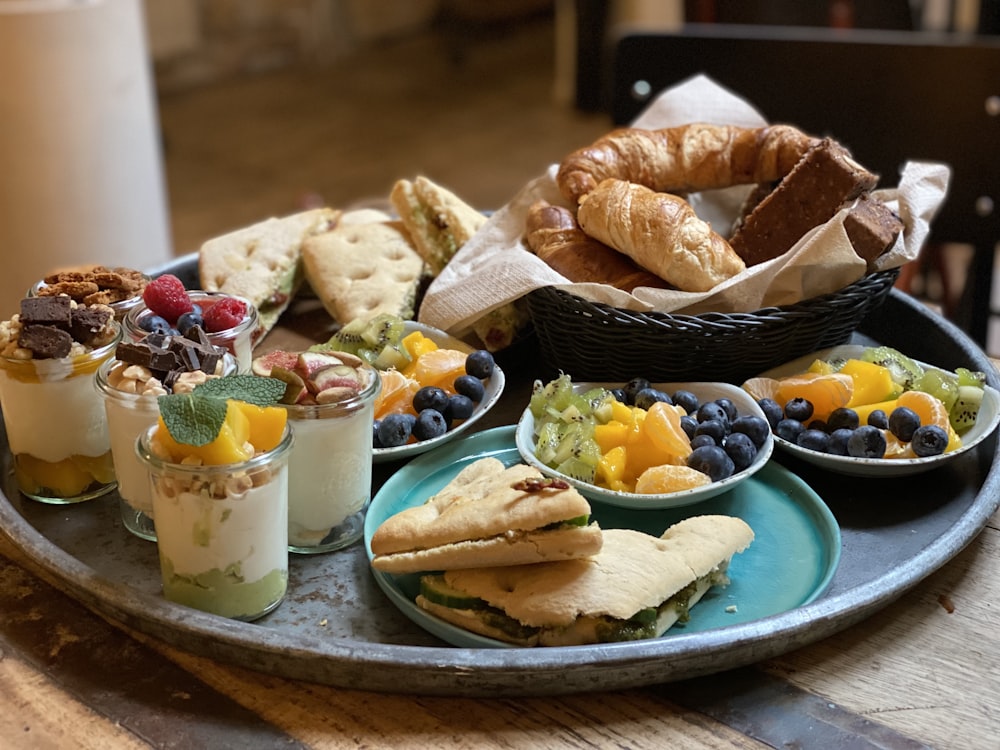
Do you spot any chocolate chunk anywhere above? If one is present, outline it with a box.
[69,306,112,343]
[184,325,213,348]
[115,341,180,373]
[169,335,221,374]
[19,324,72,359]
[20,296,72,329]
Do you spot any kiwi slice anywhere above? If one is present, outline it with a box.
[915,368,959,412]
[949,384,984,434]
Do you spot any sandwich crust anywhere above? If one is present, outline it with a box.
[370,458,601,573]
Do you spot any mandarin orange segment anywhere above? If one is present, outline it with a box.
[407,348,468,392]
[374,369,421,418]
[643,402,692,459]
[895,390,960,452]
[774,373,853,421]
[634,464,711,494]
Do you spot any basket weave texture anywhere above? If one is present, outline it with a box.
[525,268,900,384]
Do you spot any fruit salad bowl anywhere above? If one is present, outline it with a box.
[371,322,505,464]
[515,380,774,510]
[747,345,1000,477]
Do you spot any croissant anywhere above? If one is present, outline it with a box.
[576,179,745,293]
[557,123,818,204]
[524,201,671,292]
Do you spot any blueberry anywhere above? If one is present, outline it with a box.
[695,400,728,426]
[723,432,757,472]
[757,398,783,429]
[680,414,698,439]
[634,388,671,410]
[715,397,738,423]
[847,425,887,458]
[609,388,627,403]
[694,418,728,444]
[827,407,860,432]
[176,311,204,335]
[867,409,890,429]
[888,406,921,442]
[453,375,485,403]
[372,420,383,449]
[139,314,171,334]
[413,386,449,414]
[465,350,495,379]
[828,428,854,455]
[671,389,699,415]
[807,419,828,433]
[775,418,805,443]
[413,409,448,441]
[783,397,814,423]
[623,377,651,405]
[690,434,718,450]
[797,429,831,453]
[447,393,475,421]
[377,413,415,448]
[687,445,735,482]
[731,415,770,449]
[910,424,948,457]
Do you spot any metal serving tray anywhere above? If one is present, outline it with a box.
[1,256,997,697]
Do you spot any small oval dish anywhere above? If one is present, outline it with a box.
[751,345,1000,477]
[515,381,774,509]
[372,322,505,464]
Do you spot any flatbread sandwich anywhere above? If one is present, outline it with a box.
[370,458,603,574]
[416,515,754,647]
[301,211,428,325]
[198,207,338,335]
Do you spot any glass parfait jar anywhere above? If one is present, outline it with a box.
[281,364,381,554]
[136,423,293,621]
[123,291,260,372]
[0,325,121,504]
[95,352,238,541]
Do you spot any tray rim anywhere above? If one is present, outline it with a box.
[1,274,998,696]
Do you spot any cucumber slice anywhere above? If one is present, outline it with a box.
[419,575,487,610]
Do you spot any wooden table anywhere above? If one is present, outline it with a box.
[1,324,998,750]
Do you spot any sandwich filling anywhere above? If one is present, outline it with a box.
[418,564,730,646]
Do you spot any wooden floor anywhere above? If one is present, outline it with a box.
[156,15,608,256]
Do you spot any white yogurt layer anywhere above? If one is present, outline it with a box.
[0,371,110,462]
[286,406,372,546]
[103,395,158,514]
[152,471,288,583]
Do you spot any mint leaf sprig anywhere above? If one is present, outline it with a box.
[157,374,287,447]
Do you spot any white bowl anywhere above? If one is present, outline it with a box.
[372,322,505,464]
[752,345,1000,477]
[515,381,774,509]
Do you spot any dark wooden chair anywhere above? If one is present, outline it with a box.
[609,24,1000,349]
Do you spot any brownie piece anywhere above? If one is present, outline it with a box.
[19,324,73,359]
[20,296,72,329]
[844,193,904,270]
[69,306,112,344]
[730,138,879,266]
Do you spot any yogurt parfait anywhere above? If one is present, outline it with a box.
[0,295,120,503]
[252,349,381,553]
[136,375,292,621]
[96,327,235,540]
[123,274,260,372]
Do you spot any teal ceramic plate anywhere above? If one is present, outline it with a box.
[364,426,841,649]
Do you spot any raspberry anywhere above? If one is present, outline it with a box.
[203,297,247,333]
[142,274,193,323]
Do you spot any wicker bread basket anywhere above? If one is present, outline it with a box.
[524,268,900,384]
